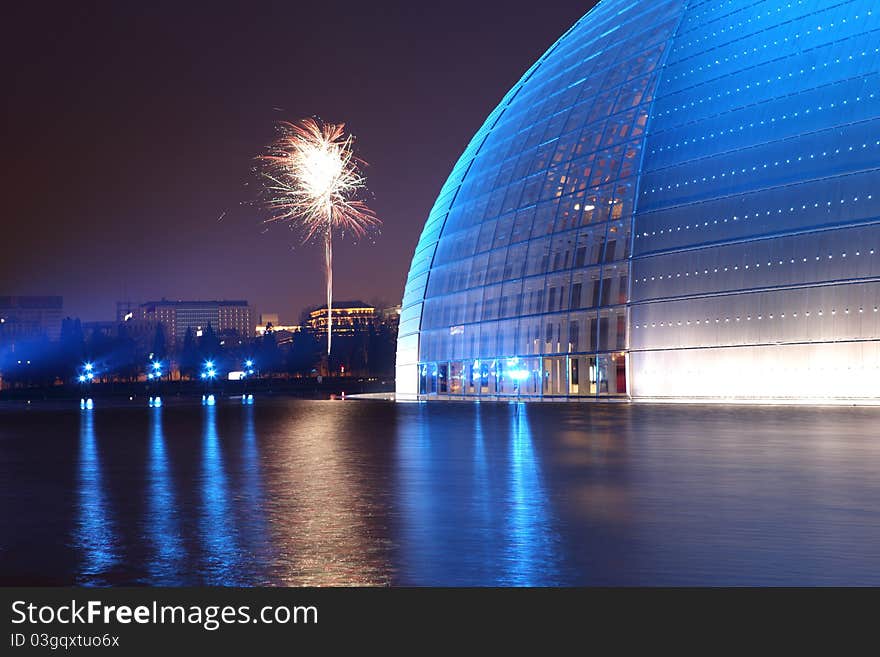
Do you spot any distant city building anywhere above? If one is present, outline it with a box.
[115,300,137,323]
[305,301,378,334]
[259,313,279,327]
[82,318,157,354]
[255,312,302,337]
[139,299,252,346]
[380,305,401,328]
[256,323,301,337]
[0,296,63,343]
[80,320,117,336]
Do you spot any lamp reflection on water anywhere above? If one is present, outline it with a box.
[75,409,120,584]
[235,403,273,581]
[199,403,243,584]
[145,405,185,583]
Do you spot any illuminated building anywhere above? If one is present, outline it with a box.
[398,0,880,402]
[139,299,252,346]
[305,301,378,334]
[0,296,63,344]
[255,313,302,337]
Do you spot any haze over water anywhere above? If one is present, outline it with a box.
[2,398,880,586]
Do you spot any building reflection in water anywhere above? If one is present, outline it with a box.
[75,410,120,585]
[145,406,185,583]
[394,402,562,585]
[503,403,561,585]
[199,403,243,584]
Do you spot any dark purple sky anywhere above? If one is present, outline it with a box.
[2,0,597,322]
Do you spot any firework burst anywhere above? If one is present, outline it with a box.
[258,118,379,355]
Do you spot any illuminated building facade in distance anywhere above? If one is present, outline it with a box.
[139,299,252,347]
[305,301,379,334]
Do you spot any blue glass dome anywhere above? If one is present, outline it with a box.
[398,0,880,402]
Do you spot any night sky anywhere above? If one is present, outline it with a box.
[2,0,598,322]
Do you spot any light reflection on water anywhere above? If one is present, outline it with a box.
[75,411,120,585]
[198,403,243,584]
[261,401,392,585]
[145,406,185,584]
[4,399,880,585]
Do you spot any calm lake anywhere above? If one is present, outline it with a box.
[2,397,880,585]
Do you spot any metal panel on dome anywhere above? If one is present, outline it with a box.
[631,0,880,401]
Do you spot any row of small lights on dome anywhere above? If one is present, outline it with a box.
[644,139,880,196]
[635,247,878,285]
[674,1,803,53]
[634,305,880,331]
[660,44,878,117]
[636,192,874,239]
[650,86,878,156]
[667,9,869,84]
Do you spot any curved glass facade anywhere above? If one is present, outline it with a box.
[398,0,880,402]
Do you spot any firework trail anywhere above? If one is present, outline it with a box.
[257,118,379,355]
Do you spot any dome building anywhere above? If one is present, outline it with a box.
[397,0,880,402]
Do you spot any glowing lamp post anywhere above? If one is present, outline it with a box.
[147,361,164,406]
[201,360,217,394]
[77,363,95,408]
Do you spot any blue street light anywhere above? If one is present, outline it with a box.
[78,375,86,383]
[245,359,254,368]
[84,362,93,372]
[201,360,217,382]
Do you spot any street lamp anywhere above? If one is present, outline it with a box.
[201,360,217,384]
[148,360,164,406]
[200,360,218,405]
[78,362,95,408]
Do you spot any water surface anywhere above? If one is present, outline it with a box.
[2,398,880,585]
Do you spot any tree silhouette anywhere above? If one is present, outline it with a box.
[180,327,198,379]
[199,323,220,362]
[150,322,167,363]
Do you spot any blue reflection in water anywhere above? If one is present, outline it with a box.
[395,403,562,585]
[503,403,561,585]
[236,404,271,577]
[394,404,442,583]
[145,406,185,583]
[199,404,242,584]
[472,405,490,529]
[75,410,119,584]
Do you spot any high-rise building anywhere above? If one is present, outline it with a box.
[0,296,63,344]
[139,299,252,346]
[398,0,880,403]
